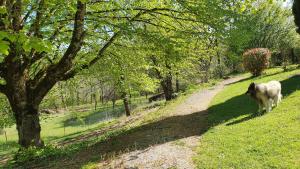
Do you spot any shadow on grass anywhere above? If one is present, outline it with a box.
[0,141,18,160]
[37,110,210,169]
[63,106,125,127]
[0,141,18,152]
[208,94,257,127]
[223,74,300,126]
[21,75,300,169]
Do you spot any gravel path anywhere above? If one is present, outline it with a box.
[97,76,245,169]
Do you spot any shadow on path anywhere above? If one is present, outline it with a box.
[25,75,300,169]
[43,110,209,168]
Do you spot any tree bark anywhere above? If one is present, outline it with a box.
[112,91,116,109]
[150,56,174,101]
[161,73,173,101]
[15,107,43,148]
[175,72,180,93]
[122,93,130,116]
[93,93,97,110]
[175,78,179,93]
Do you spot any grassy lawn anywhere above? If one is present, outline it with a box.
[194,66,300,168]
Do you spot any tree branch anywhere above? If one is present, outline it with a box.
[31,1,86,104]
[11,0,22,32]
[32,0,45,37]
[62,8,175,79]
[87,7,183,15]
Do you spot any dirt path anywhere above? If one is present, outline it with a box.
[37,76,244,169]
[94,76,245,169]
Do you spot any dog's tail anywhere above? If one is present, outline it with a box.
[279,93,283,102]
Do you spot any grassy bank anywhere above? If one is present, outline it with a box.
[194,66,300,168]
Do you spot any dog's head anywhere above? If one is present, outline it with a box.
[246,82,256,97]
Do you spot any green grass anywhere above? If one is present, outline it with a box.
[0,97,147,158]
[194,66,300,168]
[5,77,220,169]
[0,78,219,167]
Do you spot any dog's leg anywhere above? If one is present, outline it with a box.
[266,99,272,112]
[274,95,279,107]
[256,99,263,113]
[258,103,262,113]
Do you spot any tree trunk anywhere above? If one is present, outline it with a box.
[122,93,130,116]
[112,91,116,109]
[176,79,179,93]
[161,73,173,101]
[0,1,87,149]
[100,88,104,104]
[4,69,45,148]
[13,106,44,148]
[291,48,298,64]
[59,83,66,108]
[93,93,97,110]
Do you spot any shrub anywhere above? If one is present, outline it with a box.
[212,64,229,78]
[11,143,86,167]
[243,48,271,76]
[12,145,66,165]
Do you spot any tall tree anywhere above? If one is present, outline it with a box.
[225,0,300,68]
[0,0,191,148]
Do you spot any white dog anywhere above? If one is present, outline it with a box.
[246,81,282,113]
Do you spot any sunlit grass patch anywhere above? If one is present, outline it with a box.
[194,66,300,168]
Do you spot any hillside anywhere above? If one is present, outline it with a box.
[2,67,300,168]
[3,76,238,168]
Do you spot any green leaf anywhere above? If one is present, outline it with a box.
[0,31,8,40]
[22,37,53,53]
[0,40,10,55]
[0,6,6,14]
[22,39,31,52]
[79,0,88,3]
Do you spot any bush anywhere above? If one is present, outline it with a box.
[243,48,271,76]
[212,64,229,78]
